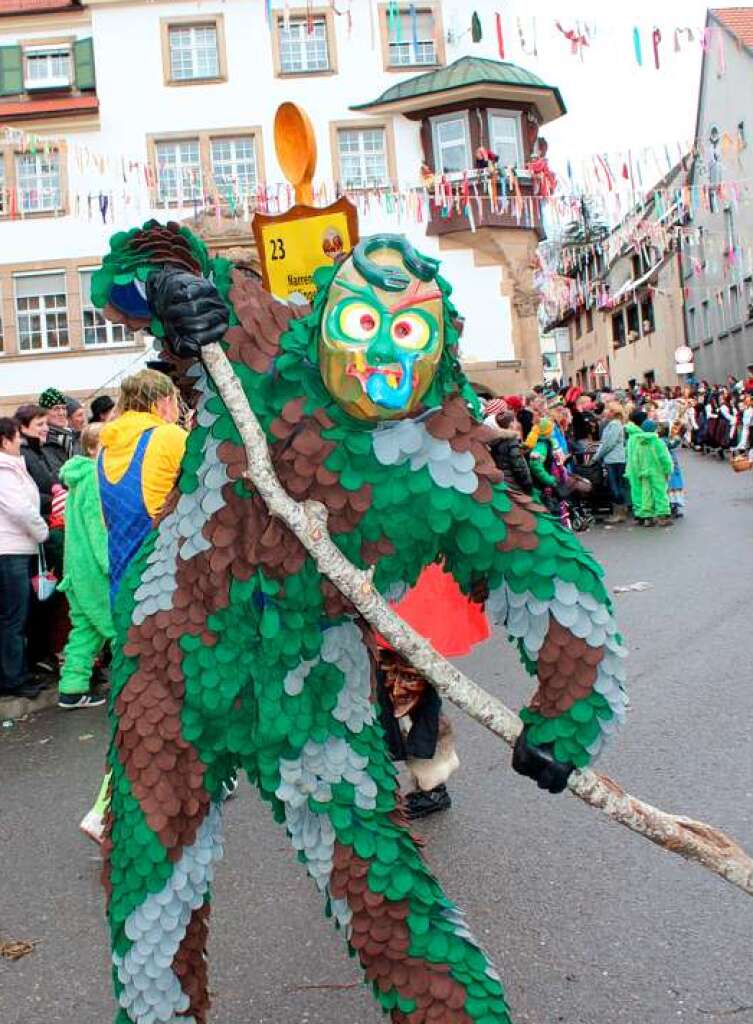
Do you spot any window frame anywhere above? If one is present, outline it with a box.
[13,270,70,355]
[0,143,68,219]
[378,2,445,71]
[330,119,397,191]
[487,110,523,169]
[701,299,711,340]
[79,267,134,348]
[160,14,227,87]
[147,127,265,211]
[430,111,472,175]
[271,6,338,78]
[611,310,626,349]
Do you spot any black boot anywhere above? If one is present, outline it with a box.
[406,784,452,820]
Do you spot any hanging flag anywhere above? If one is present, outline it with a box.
[652,27,661,69]
[471,11,482,43]
[633,27,643,66]
[496,13,505,58]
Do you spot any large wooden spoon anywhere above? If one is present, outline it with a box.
[274,102,317,206]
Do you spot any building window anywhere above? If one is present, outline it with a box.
[16,151,61,213]
[336,127,389,188]
[386,6,437,66]
[488,112,522,168]
[574,313,582,340]
[14,272,68,353]
[210,136,257,206]
[162,18,226,84]
[688,307,696,341]
[80,270,133,347]
[640,295,654,335]
[585,308,593,333]
[155,139,202,204]
[724,206,738,258]
[701,300,711,339]
[729,284,740,327]
[24,46,72,89]
[626,303,640,341]
[277,15,332,74]
[431,114,470,175]
[150,130,263,209]
[0,158,5,217]
[612,311,626,348]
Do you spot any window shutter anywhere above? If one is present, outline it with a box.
[0,46,23,96]
[74,37,96,90]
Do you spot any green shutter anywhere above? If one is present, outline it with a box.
[74,37,96,91]
[0,46,23,97]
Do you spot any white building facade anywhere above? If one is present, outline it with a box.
[0,0,567,413]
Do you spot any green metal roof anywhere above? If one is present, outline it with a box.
[351,56,566,119]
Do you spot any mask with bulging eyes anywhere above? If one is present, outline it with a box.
[319,238,445,422]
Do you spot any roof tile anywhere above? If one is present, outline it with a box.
[0,0,79,15]
[0,94,98,119]
[712,7,753,48]
[352,55,564,116]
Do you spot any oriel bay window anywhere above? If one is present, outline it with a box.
[149,130,263,208]
[14,272,69,353]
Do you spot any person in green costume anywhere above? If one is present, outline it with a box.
[91,223,628,1024]
[58,422,114,708]
[625,418,674,527]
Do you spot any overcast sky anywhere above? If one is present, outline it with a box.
[488,0,713,186]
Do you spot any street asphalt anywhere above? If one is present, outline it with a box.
[1,451,751,1024]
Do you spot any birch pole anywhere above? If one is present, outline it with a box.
[201,342,753,899]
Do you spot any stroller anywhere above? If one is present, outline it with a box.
[545,461,595,533]
[569,450,613,524]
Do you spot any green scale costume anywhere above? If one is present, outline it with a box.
[93,222,628,1024]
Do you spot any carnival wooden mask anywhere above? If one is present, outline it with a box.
[319,236,445,422]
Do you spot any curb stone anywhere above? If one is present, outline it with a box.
[0,687,59,723]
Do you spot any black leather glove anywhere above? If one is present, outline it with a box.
[512,725,574,795]
[146,266,229,358]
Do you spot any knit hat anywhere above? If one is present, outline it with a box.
[630,410,648,427]
[484,397,507,418]
[504,395,524,413]
[641,419,658,432]
[90,395,115,422]
[66,396,82,417]
[39,387,67,410]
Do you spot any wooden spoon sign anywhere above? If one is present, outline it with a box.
[274,102,317,206]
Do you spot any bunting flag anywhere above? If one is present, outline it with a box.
[496,12,505,58]
[633,27,643,66]
[652,28,662,69]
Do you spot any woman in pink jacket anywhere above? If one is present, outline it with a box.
[0,417,49,699]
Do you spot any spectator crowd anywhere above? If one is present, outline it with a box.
[1,368,751,709]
